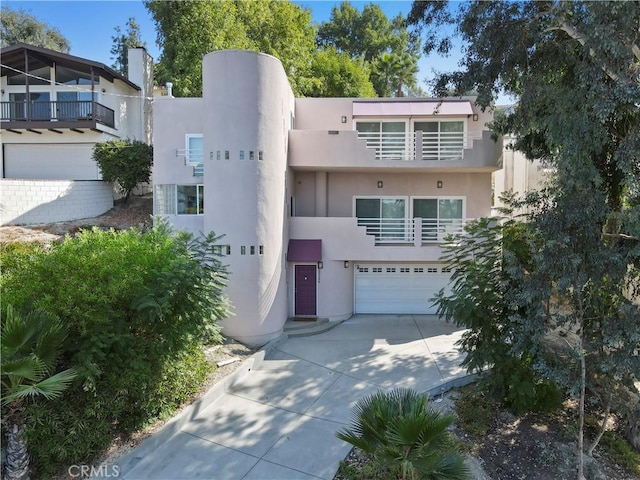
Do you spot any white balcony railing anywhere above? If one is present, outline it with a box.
[356,131,483,161]
[356,218,414,244]
[356,217,472,244]
[176,148,204,177]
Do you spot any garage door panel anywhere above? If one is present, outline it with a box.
[4,144,99,180]
[355,264,451,314]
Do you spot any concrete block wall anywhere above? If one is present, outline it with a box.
[0,179,113,225]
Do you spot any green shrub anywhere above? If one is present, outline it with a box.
[0,242,43,274]
[337,388,470,480]
[1,222,229,476]
[601,431,640,476]
[434,217,563,414]
[92,139,152,201]
[25,346,212,477]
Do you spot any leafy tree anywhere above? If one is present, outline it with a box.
[318,2,417,62]
[318,2,421,97]
[410,1,640,475]
[1,305,76,480]
[234,0,317,97]
[306,47,376,97]
[337,388,470,479]
[0,6,70,52]
[145,0,316,97]
[110,17,146,76]
[435,215,563,414]
[92,139,152,202]
[371,51,419,97]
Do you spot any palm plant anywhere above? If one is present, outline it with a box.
[1,304,76,480]
[337,388,470,480]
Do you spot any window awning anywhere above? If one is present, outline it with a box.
[353,101,474,116]
[287,239,322,262]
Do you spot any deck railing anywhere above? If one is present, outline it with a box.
[175,148,204,177]
[0,100,115,128]
[356,217,472,244]
[356,131,483,161]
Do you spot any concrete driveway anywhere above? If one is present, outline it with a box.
[116,314,470,480]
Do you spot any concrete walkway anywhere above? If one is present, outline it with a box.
[117,315,470,480]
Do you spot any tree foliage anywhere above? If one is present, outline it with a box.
[0,6,70,52]
[318,1,415,62]
[434,216,562,413]
[110,17,146,76]
[410,1,640,473]
[306,47,376,98]
[145,0,317,97]
[318,2,421,97]
[92,139,152,202]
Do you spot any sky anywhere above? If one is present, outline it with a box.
[2,0,464,96]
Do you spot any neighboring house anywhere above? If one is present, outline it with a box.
[153,49,502,345]
[493,133,549,213]
[0,43,153,225]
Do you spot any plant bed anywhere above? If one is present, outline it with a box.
[335,384,640,480]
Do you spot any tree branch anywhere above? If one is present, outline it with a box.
[546,19,640,84]
[546,22,620,82]
[601,233,640,241]
[587,393,611,457]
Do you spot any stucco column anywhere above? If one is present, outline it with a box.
[414,217,422,247]
[415,130,423,161]
[315,171,327,217]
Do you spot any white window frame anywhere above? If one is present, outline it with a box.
[353,196,410,242]
[176,184,205,216]
[411,118,467,160]
[409,196,466,220]
[185,134,203,166]
[411,196,466,242]
[354,119,409,160]
[352,195,409,218]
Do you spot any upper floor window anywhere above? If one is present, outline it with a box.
[412,197,465,241]
[56,66,97,85]
[355,197,407,241]
[185,134,203,165]
[356,121,406,160]
[8,92,50,120]
[6,65,51,85]
[414,121,465,161]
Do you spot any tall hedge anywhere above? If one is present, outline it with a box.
[0,223,229,476]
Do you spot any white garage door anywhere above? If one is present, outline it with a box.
[354,264,452,314]
[4,144,99,180]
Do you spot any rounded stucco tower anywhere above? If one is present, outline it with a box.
[202,50,294,345]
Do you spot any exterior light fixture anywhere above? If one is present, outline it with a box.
[341,116,347,123]
[318,261,323,269]
[377,181,383,188]
[344,261,349,268]
[472,113,479,121]
[437,180,443,189]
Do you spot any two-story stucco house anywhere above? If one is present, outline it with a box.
[153,49,502,345]
[0,43,153,225]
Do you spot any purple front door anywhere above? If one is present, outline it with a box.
[294,264,317,316]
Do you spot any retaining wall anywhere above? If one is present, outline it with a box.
[1,179,113,225]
